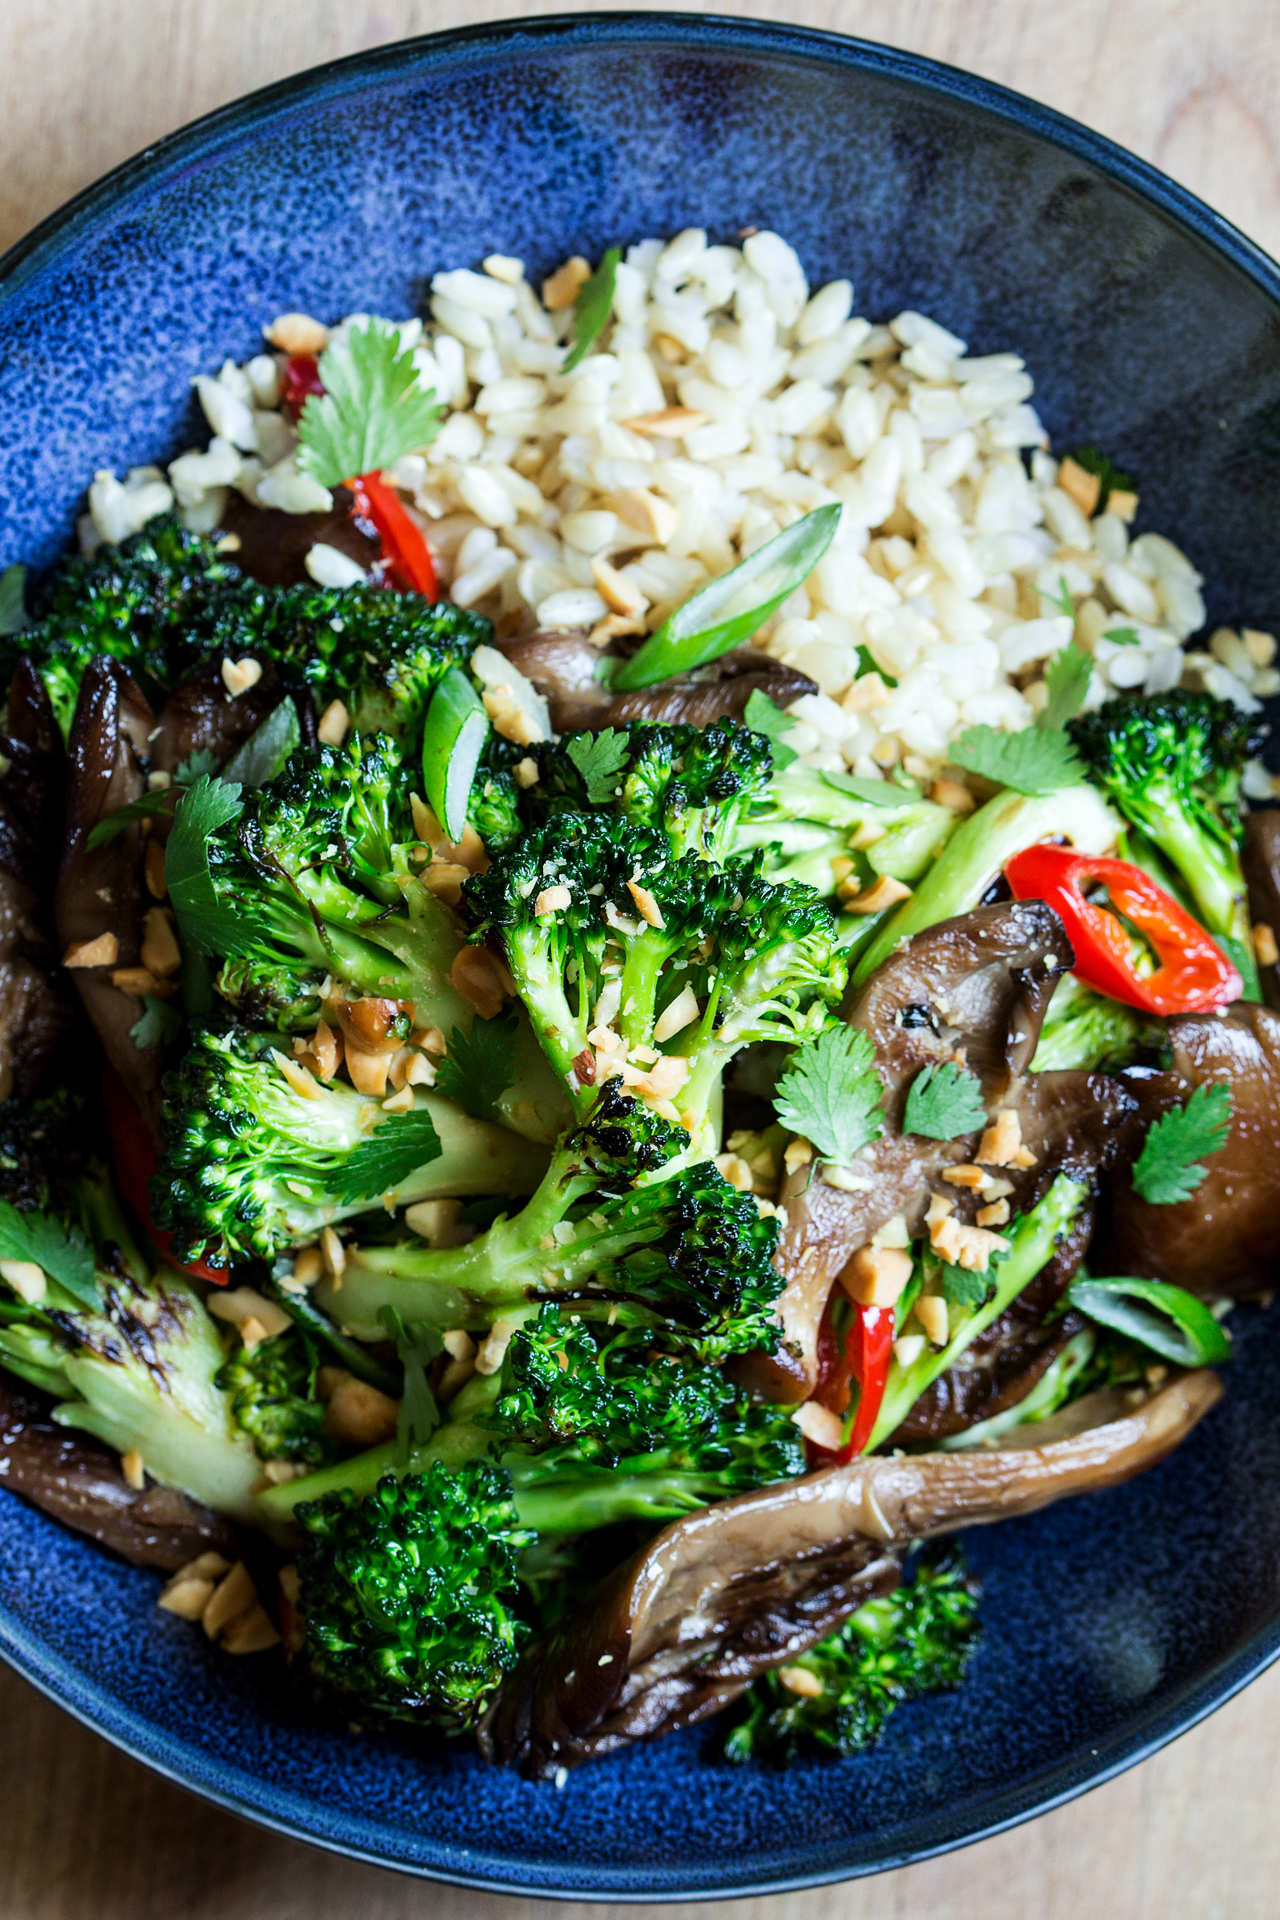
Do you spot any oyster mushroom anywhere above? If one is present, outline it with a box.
[481,1369,1221,1776]
[490,630,817,733]
[0,661,75,1099]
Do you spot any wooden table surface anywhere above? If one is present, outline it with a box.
[3,1,1279,1913]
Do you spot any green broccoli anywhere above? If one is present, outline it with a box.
[721,1551,980,1766]
[1029,974,1163,1072]
[152,1025,550,1267]
[464,813,846,1138]
[216,1325,335,1466]
[1068,690,1265,997]
[312,1083,787,1361]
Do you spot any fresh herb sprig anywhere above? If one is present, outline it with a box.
[949,723,1084,795]
[297,319,443,488]
[901,1062,987,1141]
[335,1111,444,1205]
[774,1024,884,1165]
[436,1014,518,1125]
[561,248,621,374]
[1131,1083,1232,1205]
[0,1200,98,1310]
[565,729,632,803]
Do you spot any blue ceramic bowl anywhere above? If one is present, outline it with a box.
[3,13,1280,1898]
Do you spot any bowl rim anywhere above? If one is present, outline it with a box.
[3,8,1280,1899]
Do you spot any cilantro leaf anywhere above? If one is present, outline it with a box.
[335,1109,443,1204]
[1103,626,1140,647]
[902,1062,987,1140]
[165,774,245,957]
[855,644,897,688]
[774,1024,885,1165]
[1132,1083,1232,1205]
[950,724,1083,795]
[297,319,443,488]
[380,1305,443,1463]
[221,700,301,789]
[129,994,183,1051]
[938,1263,990,1308]
[0,564,29,637]
[1035,574,1075,620]
[561,247,621,374]
[176,748,222,786]
[1037,642,1094,732]
[743,689,797,769]
[1067,446,1135,508]
[86,789,174,851]
[566,729,632,804]
[435,1014,518,1125]
[0,1200,98,1310]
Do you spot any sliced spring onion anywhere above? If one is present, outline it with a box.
[609,503,842,692]
[1068,1276,1231,1367]
[222,698,301,789]
[561,247,621,374]
[422,667,489,844]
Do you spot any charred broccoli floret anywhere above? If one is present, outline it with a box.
[321,1084,786,1361]
[464,814,845,1135]
[1068,690,1265,997]
[10,514,241,733]
[152,1025,549,1267]
[216,1325,335,1466]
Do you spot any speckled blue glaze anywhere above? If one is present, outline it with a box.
[2,13,1280,1898]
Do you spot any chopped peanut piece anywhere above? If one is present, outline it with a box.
[321,1225,346,1284]
[483,682,546,747]
[416,1025,448,1055]
[836,874,862,904]
[443,1328,477,1362]
[975,1108,1023,1167]
[778,1665,824,1698]
[841,673,892,713]
[653,983,699,1043]
[221,1605,282,1655]
[535,884,572,917]
[111,966,162,997]
[410,792,442,846]
[475,1315,521,1376]
[514,757,539,789]
[635,1054,689,1102]
[942,1163,993,1192]
[403,1053,437,1088]
[201,1561,258,1642]
[840,1244,913,1309]
[821,1164,873,1192]
[870,1214,910,1249]
[542,256,591,308]
[1108,488,1138,523]
[0,1258,47,1304]
[589,612,646,647]
[292,1246,324,1288]
[843,875,912,915]
[158,1576,219,1621]
[405,1199,476,1249]
[790,1401,844,1451]
[1010,1144,1038,1168]
[977,1199,1011,1228]
[345,1045,390,1096]
[622,406,710,438]
[915,1295,949,1346]
[591,555,649,618]
[120,1449,146,1490]
[265,312,329,354]
[317,699,350,746]
[144,840,168,898]
[308,1023,344,1082]
[830,855,856,884]
[323,1372,401,1448]
[207,1287,294,1341]
[929,777,976,814]
[275,1052,324,1100]
[1057,456,1102,519]
[450,945,512,1019]
[783,1137,813,1175]
[381,1085,414,1114]
[1243,629,1277,668]
[894,1333,927,1368]
[606,487,680,544]
[140,906,181,977]
[627,880,665,928]
[62,933,119,969]
[714,1152,755,1193]
[1254,922,1279,968]
[422,861,470,907]
[220,656,262,698]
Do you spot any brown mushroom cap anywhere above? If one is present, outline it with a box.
[481,1370,1222,1777]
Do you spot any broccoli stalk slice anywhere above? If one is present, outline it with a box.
[851,785,1120,986]
[733,764,960,892]
[866,1175,1088,1449]
[153,1026,550,1265]
[0,1264,261,1519]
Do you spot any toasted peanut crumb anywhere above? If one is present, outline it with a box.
[483,681,546,747]
[321,1225,346,1284]
[140,906,181,977]
[942,1163,993,1192]
[929,777,976,814]
[975,1108,1023,1167]
[591,555,649,618]
[410,792,442,846]
[317,699,350,746]
[275,1052,323,1100]
[778,1665,824,1698]
[292,1246,324,1288]
[158,1577,217,1621]
[790,1401,844,1451]
[714,1152,755,1193]
[309,1023,343,1082]
[121,1449,146,1491]
[265,312,329,354]
[222,1605,283,1656]
[450,945,512,1019]
[915,1295,949,1346]
[514,757,539,790]
[202,1562,258,1642]
[622,406,710,438]
[653,982,699,1043]
[843,875,912,916]
[0,1258,47,1304]
[542,256,591,309]
[345,1044,390,1096]
[220,656,263,698]
[207,1286,294,1340]
[894,1333,927,1367]
[841,673,892,713]
[62,932,118,969]
[1057,455,1102,518]
[1254,922,1279,968]
[111,966,161,997]
[1108,488,1139,523]
[144,840,169,898]
[381,1085,414,1114]
[324,1373,400,1448]
[535,884,572,917]
[416,1025,448,1055]
[840,1244,913,1308]
[606,487,680,543]
[821,1164,873,1192]
[626,880,666,928]
[976,1199,1011,1227]
[421,860,470,907]
[475,1316,521,1376]
[783,1137,813,1175]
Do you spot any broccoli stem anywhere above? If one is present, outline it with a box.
[1131,772,1260,997]
[1029,975,1160,1072]
[866,1175,1087,1450]
[851,786,1120,986]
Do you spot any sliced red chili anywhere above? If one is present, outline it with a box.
[805,1290,894,1466]
[103,1069,226,1285]
[348,471,439,600]
[1005,843,1241,1016]
[280,352,325,422]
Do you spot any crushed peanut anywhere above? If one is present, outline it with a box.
[483,680,547,746]
[62,932,119,969]
[514,757,539,790]
[1254,922,1279,968]
[621,406,710,438]
[929,778,976,814]
[606,487,680,544]
[777,1665,824,1699]
[975,1108,1027,1168]
[140,906,181,977]
[535,884,573,917]
[653,982,699,1043]
[626,880,666,928]
[0,1258,47,1304]
[840,1244,913,1308]
[1057,455,1102,518]
[542,256,591,308]
[914,1295,949,1346]
[783,1137,813,1176]
[144,840,169,898]
[220,656,263,698]
[275,1052,324,1100]
[321,1225,346,1284]
[790,1401,844,1451]
[265,311,329,354]
[591,555,649,618]
[121,1449,146,1491]
[840,672,892,713]
[842,874,912,915]
[976,1199,1011,1228]
[317,698,350,746]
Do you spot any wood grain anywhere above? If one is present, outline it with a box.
[2,1,1278,1914]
